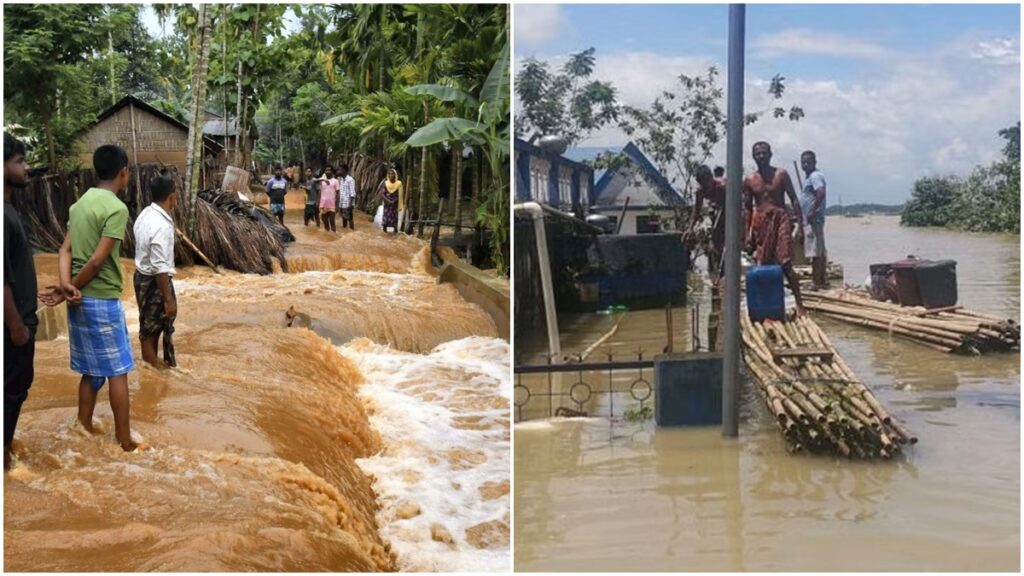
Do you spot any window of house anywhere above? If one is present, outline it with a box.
[636,214,661,234]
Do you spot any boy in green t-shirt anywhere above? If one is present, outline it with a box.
[57,144,137,452]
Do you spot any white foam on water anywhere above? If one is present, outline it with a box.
[341,336,510,573]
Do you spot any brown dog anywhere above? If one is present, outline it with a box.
[285,306,313,329]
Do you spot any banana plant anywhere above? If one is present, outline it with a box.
[405,40,509,274]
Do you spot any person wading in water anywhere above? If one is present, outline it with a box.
[132,173,179,368]
[57,144,138,451]
[5,132,66,470]
[743,141,806,316]
[683,164,728,277]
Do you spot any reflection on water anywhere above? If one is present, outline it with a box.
[515,216,1019,571]
[6,206,509,571]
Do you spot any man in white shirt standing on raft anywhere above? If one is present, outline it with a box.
[799,150,829,290]
[133,173,179,367]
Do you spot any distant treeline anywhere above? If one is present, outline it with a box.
[825,203,904,217]
[901,122,1020,234]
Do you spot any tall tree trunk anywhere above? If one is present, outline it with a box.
[417,140,427,237]
[108,27,117,105]
[403,152,411,233]
[449,146,457,217]
[185,3,213,236]
[472,153,481,234]
[234,58,243,166]
[222,4,230,170]
[454,146,463,239]
[378,6,386,92]
[42,103,57,171]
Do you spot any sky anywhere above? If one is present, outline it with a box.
[515,4,1022,205]
[139,5,303,39]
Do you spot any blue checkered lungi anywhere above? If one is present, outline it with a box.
[67,297,135,390]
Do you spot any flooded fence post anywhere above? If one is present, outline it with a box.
[722,4,746,437]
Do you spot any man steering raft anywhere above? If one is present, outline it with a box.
[743,141,807,316]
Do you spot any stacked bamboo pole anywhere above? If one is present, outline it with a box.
[803,289,1019,354]
[741,312,916,459]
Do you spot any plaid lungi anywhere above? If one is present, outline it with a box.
[68,297,135,389]
[751,205,794,266]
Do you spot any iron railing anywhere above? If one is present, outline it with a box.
[514,351,656,422]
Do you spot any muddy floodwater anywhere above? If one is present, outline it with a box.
[5,193,510,572]
[515,215,1019,571]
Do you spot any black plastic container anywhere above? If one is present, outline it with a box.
[914,259,957,308]
[891,258,924,306]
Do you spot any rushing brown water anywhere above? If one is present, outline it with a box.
[5,193,509,571]
[515,215,1019,571]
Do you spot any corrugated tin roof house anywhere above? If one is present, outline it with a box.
[590,142,687,235]
[202,112,258,175]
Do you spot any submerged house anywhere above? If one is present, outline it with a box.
[75,95,222,183]
[514,137,595,215]
[591,142,687,235]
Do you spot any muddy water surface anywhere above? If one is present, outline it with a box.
[6,195,509,571]
[515,215,1019,571]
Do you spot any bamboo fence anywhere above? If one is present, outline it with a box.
[742,312,916,459]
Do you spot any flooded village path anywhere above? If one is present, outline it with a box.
[515,215,1018,571]
[5,191,510,572]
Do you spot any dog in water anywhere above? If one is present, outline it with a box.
[285,305,313,329]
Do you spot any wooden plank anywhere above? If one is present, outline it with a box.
[770,347,834,362]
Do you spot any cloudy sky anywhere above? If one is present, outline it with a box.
[515,4,1021,204]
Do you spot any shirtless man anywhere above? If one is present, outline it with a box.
[683,165,727,276]
[743,141,806,315]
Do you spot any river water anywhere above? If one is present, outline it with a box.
[514,215,1019,571]
[4,195,510,571]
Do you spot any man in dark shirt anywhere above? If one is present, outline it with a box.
[303,167,320,228]
[265,165,289,226]
[3,133,62,471]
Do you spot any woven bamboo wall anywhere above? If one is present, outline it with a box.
[76,105,189,171]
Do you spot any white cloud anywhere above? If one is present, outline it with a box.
[517,33,1020,204]
[970,38,1020,65]
[515,5,569,47]
[752,28,890,59]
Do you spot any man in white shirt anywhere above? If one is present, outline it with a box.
[338,163,357,230]
[133,173,178,367]
[799,150,829,290]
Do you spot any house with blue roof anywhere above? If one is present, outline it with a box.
[514,137,595,215]
[591,142,688,235]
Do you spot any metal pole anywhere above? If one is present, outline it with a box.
[722,4,746,437]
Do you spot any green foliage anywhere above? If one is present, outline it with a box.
[823,203,904,217]
[406,40,511,274]
[622,67,805,203]
[514,47,619,146]
[623,405,653,423]
[3,4,111,167]
[902,123,1020,234]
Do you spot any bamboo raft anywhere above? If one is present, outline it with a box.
[741,312,916,459]
[802,289,1020,354]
